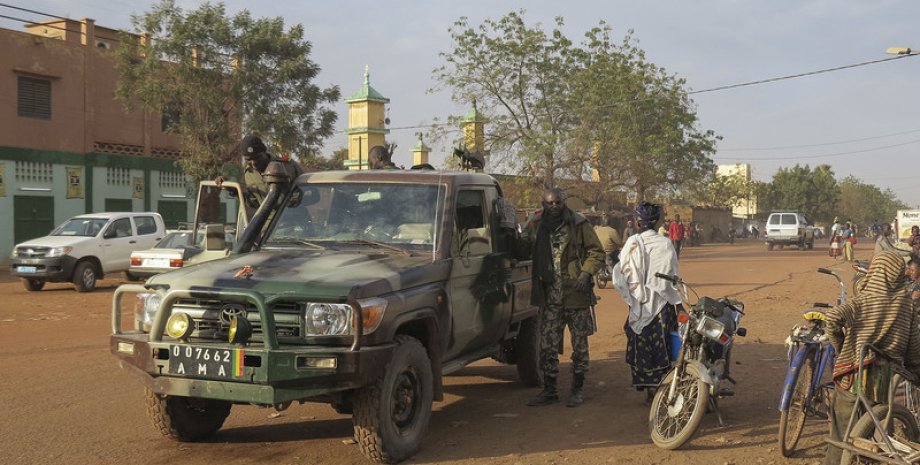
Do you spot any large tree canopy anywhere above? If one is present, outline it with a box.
[756,164,839,223]
[837,176,909,228]
[432,11,717,202]
[115,0,340,181]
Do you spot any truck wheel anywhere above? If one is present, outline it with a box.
[353,335,433,464]
[22,278,45,291]
[72,261,98,292]
[806,240,814,250]
[767,243,774,251]
[514,317,542,387]
[145,389,232,441]
[125,271,143,282]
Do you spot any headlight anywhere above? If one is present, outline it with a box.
[696,315,726,341]
[304,303,352,336]
[133,292,161,332]
[302,298,389,336]
[45,246,73,258]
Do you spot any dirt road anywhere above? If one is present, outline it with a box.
[0,240,868,465]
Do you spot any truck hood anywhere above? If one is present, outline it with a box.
[16,235,94,249]
[147,249,450,299]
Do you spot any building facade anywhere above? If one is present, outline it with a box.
[0,18,194,261]
[717,162,758,218]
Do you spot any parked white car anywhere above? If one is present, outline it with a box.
[9,212,166,292]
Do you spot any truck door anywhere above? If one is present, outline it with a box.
[446,188,508,359]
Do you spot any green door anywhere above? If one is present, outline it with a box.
[105,198,133,212]
[14,196,55,243]
[157,200,188,229]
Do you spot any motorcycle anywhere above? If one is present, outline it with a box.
[648,272,747,450]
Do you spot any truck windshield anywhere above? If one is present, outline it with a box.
[267,183,444,251]
[51,218,109,237]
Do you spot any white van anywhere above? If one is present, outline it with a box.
[9,212,166,292]
[765,211,816,251]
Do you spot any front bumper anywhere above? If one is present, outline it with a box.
[111,333,395,404]
[10,256,77,281]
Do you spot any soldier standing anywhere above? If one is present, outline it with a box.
[521,188,605,407]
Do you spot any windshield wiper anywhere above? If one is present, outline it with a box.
[264,237,327,250]
[338,239,413,256]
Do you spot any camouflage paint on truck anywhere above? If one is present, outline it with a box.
[110,167,540,464]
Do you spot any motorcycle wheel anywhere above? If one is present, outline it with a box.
[778,354,815,457]
[649,363,709,450]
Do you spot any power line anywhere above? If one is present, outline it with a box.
[719,128,920,151]
[0,14,85,35]
[0,2,65,20]
[688,55,915,95]
[713,138,920,161]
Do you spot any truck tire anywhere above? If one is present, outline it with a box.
[806,240,814,250]
[353,335,433,464]
[72,261,98,292]
[145,389,232,441]
[125,271,144,282]
[22,278,45,291]
[767,243,774,251]
[514,317,542,387]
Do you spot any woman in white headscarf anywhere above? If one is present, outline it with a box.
[613,201,683,402]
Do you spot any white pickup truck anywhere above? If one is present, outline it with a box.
[9,212,166,292]
[764,211,816,251]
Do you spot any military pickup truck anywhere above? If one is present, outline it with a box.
[110,165,540,463]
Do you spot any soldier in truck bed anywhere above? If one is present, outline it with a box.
[520,188,605,407]
[216,135,305,208]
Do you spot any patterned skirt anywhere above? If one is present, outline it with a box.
[625,305,678,390]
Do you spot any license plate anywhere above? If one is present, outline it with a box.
[143,258,170,268]
[16,266,37,273]
[168,345,245,379]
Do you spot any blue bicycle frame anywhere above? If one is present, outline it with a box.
[778,339,835,412]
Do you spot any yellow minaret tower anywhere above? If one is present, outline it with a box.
[460,100,486,172]
[344,66,390,170]
[412,133,431,166]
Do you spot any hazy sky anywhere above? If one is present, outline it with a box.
[4,0,918,207]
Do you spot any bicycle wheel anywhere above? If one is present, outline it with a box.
[840,403,920,465]
[778,353,815,457]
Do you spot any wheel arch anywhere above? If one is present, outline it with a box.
[73,256,104,279]
[390,309,444,401]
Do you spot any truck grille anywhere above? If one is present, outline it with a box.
[171,297,302,340]
[14,246,51,258]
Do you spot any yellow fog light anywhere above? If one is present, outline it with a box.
[166,313,194,340]
[228,315,253,344]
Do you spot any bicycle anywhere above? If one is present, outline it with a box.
[777,267,845,457]
[827,343,920,465]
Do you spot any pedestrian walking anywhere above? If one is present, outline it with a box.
[842,222,855,261]
[521,188,605,408]
[669,214,685,258]
[613,201,683,403]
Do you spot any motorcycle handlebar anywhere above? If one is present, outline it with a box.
[814,302,832,308]
[817,267,836,276]
[654,272,680,284]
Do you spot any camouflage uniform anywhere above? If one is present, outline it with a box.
[540,225,595,378]
[521,208,604,390]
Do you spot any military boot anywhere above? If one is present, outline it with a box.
[567,373,585,407]
[527,376,559,406]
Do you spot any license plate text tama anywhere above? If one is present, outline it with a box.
[168,345,244,379]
